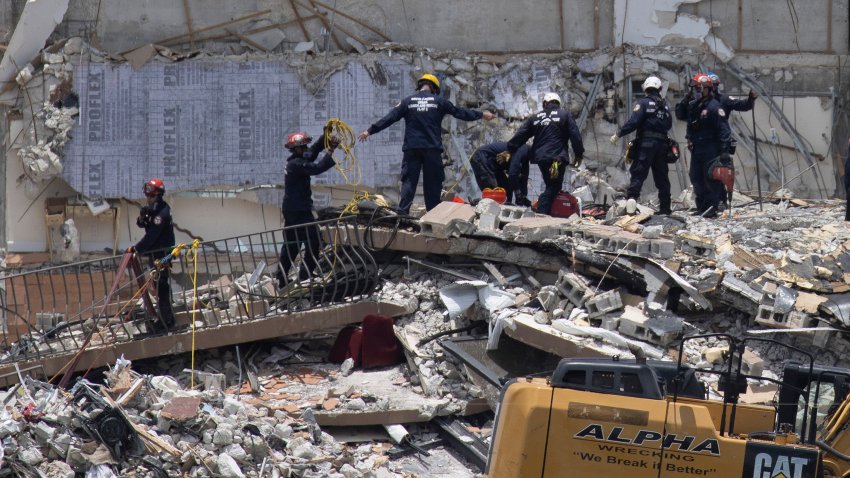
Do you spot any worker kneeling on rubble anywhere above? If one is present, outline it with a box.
[610,76,673,215]
[470,142,532,206]
[276,131,340,289]
[505,92,584,216]
[685,75,733,219]
[128,179,176,332]
[358,73,495,214]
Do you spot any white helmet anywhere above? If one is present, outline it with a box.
[542,92,561,105]
[642,76,663,92]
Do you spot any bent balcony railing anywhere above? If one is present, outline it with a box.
[0,215,379,364]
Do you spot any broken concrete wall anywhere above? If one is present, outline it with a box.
[2,0,847,55]
[3,39,843,251]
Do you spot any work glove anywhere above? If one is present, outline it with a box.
[748,89,758,100]
[496,151,511,165]
[609,134,619,144]
[728,140,737,155]
[329,135,341,150]
[549,158,565,177]
[571,155,583,168]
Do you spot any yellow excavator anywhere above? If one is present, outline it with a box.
[485,333,850,478]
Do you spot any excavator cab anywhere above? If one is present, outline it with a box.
[484,333,841,478]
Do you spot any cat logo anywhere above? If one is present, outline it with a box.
[752,453,809,478]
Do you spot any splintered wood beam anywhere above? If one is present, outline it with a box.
[289,0,312,42]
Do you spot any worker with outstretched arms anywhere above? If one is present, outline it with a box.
[358,73,494,214]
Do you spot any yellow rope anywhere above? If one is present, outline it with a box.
[186,239,200,389]
[325,118,360,187]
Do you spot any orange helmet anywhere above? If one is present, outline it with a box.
[285,132,312,150]
[143,178,165,197]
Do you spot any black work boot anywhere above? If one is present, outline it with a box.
[658,197,672,215]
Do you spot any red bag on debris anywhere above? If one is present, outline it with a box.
[360,314,404,369]
[550,191,580,218]
[328,325,363,366]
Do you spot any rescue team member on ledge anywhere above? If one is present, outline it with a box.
[275,132,340,289]
[127,178,176,332]
[358,73,495,214]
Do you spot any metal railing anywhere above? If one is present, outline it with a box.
[0,215,379,363]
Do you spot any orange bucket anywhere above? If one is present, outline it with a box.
[451,195,466,204]
[482,187,507,204]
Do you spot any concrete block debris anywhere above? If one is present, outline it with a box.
[585,288,623,318]
[419,202,477,238]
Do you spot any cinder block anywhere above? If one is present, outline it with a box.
[678,234,716,259]
[617,305,682,346]
[477,212,500,231]
[787,311,814,329]
[36,312,63,331]
[229,300,269,319]
[813,323,832,348]
[498,205,526,223]
[589,314,619,331]
[741,349,764,377]
[419,202,476,238]
[502,216,573,243]
[585,289,623,318]
[537,285,559,312]
[556,269,592,307]
[754,304,791,328]
[649,239,675,259]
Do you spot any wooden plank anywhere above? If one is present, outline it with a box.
[181,0,196,49]
[225,28,270,52]
[124,10,271,53]
[310,0,391,41]
[289,0,312,42]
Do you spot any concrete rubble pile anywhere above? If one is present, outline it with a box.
[0,342,487,478]
[404,196,850,380]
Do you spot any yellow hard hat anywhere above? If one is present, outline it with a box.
[418,73,440,91]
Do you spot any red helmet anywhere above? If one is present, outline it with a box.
[285,132,312,150]
[143,178,165,197]
[689,73,704,88]
[695,74,712,89]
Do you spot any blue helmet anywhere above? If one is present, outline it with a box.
[706,71,720,84]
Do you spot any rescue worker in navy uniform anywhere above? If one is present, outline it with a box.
[128,178,176,332]
[276,131,339,288]
[469,142,532,206]
[609,76,673,215]
[685,75,733,218]
[707,71,757,211]
[707,71,757,117]
[357,73,495,214]
[504,92,584,215]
